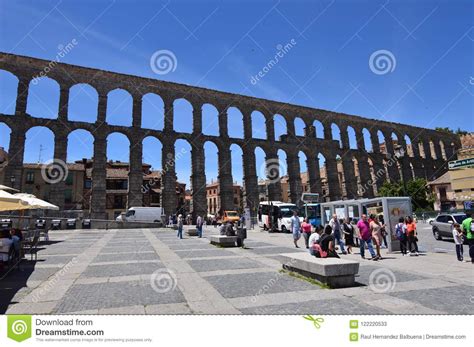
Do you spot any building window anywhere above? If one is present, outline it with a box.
[26,171,35,184]
[64,189,72,204]
[113,195,125,209]
[65,173,73,185]
[454,189,462,193]
[84,179,92,189]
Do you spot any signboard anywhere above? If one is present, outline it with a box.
[384,198,412,253]
[448,157,474,169]
[301,193,319,203]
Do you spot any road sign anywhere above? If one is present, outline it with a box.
[301,193,320,203]
[448,157,474,170]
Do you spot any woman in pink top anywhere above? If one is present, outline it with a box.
[301,218,312,249]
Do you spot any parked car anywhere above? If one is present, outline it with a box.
[431,213,467,240]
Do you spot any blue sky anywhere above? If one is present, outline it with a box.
[0,0,473,186]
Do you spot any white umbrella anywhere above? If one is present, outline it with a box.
[0,184,19,192]
[13,193,59,211]
[0,190,29,211]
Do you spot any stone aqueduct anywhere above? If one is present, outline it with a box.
[0,53,460,219]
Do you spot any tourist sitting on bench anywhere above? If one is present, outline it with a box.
[311,225,340,258]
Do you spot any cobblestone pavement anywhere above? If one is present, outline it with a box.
[1,225,473,315]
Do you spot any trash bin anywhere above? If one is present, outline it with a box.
[51,219,62,230]
[66,219,77,230]
[82,219,91,229]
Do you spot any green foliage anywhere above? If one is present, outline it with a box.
[434,127,468,136]
[377,178,434,212]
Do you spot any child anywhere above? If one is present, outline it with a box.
[453,223,464,262]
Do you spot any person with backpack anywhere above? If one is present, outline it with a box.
[461,213,474,264]
[395,217,408,256]
[406,216,419,256]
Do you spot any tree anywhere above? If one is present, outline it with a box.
[377,178,434,212]
[434,127,468,136]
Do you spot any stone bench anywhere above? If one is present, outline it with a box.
[209,235,238,247]
[186,228,198,236]
[279,253,360,288]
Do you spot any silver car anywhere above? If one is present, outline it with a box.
[431,213,467,240]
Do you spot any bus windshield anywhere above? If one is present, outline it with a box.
[302,205,320,218]
[279,206,298,218]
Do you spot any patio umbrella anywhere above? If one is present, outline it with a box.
[13,193,59,211]
[0,190,29,211]
[0,184,19,192]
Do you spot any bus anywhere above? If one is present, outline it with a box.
[257,201,301,233]
[302,203,322,227]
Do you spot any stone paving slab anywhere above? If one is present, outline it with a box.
[186,257,265,272]
[248,246,305,255]
[174,249,236,258]
[240,298,392,315]
[92,252,160,263]
[387,285,474,314]
[355,264,428,285]
[53,280,186,313]
[36,255,76,265]
[101,245,155,253]
[205,271,319,299]
[81,262,163,278]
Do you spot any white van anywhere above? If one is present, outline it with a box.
[116,207,164,223]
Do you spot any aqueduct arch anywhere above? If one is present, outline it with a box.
[0,52,460,219]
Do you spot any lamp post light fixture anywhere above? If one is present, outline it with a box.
[10,175,16,188]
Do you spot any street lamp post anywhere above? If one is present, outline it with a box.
[394,145,407,196]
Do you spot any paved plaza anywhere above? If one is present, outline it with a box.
[1,224,473,315]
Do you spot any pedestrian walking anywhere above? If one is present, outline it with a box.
[452,223,464,262]
[356,214,377,260]
[461,213,474,263]
[379,215,388,249]
[168,215,173,228]
[329,214,347,254]
[342,217,355,254]
[301,218,312,249]
[196,215,203,238]
[177,214,184,239]
[395,217,408,255]
[290,210,301,248]
[352,219,360,247]
[405,216,419,256]
[370,214,383,259]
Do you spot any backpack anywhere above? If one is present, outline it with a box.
[395,223,404,240]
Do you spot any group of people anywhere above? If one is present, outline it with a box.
[290,211,421,261]
[452,213,474,263]
[0,228,23,270]
[169,214,205,239]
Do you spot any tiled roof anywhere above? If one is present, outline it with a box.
[427,171,451,186]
